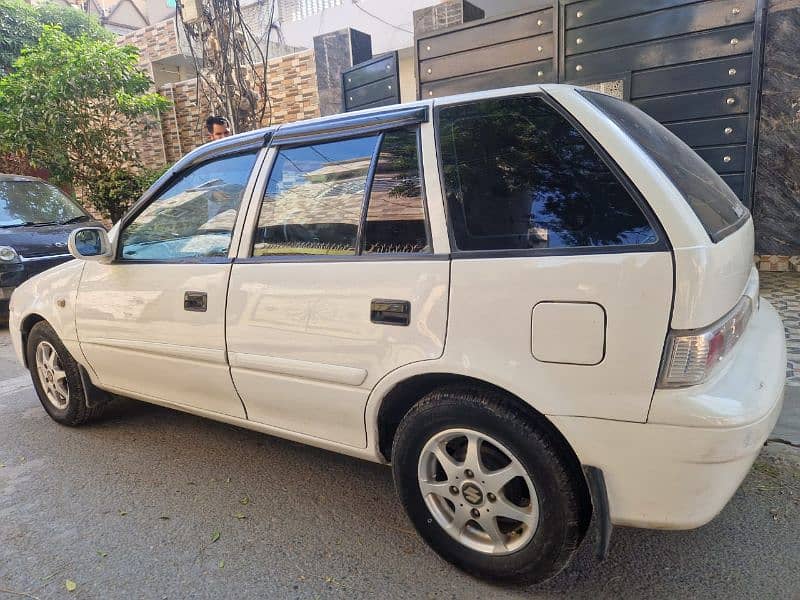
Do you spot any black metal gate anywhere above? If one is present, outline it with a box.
[341,51,400,113]
[414,0,767,208]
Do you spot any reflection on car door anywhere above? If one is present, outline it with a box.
[76,150,262,418]
[226,126,449,447]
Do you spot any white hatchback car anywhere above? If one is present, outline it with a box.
[10,85,785,584]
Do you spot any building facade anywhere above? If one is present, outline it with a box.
[116,0,798,266]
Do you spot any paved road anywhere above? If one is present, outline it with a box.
[1,328,798,600]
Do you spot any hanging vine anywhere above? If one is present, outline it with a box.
[176,0,279,137]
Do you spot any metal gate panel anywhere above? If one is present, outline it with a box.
[342,51,400,112]
[630,55,752,98]
[562,25,755,77]
[664,115,749,146]
[563,0,754,55]
[419,34,554,83]
[418,10,553,59]
[419,61,556,99]
[695,145,747,173]
[415,4,556,100]
[632,86,751,122]
[564,0,703,28]
[410,0,766,207]
[559,0,767,207]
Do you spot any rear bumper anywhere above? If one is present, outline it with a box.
[551,299,786,529]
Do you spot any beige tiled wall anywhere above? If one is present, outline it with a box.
[154,49,321,165]
[118,19,320,170]
[755,255,800,272]
[118,19,180,65]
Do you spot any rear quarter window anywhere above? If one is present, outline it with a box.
[436,94,659,253]
[580,90,748,243]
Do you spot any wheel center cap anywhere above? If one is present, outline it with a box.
[461,482,483,506]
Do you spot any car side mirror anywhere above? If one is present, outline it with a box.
[68,227,113,263]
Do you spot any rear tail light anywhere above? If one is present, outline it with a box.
[657,294,753,388]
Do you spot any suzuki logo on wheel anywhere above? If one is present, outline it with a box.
[462,483,483,505]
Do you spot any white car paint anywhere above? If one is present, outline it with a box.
[8,259,85,366]
[226,259,450,447]
[8,84,786,532]
[442,252,673,422]
[75,261,247,418]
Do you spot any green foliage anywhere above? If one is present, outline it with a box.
[0,0,109,74]
[87,166,166,223]
[35,2,110,41]
[0,26,170,192]
[0,0,40,75]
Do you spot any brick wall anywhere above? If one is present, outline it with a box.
[130,112,168,168]
[118,19,180,64]
[117,22,179,170]
[158,78,202,164]
[155,49,320,165]
[118,18,319,170]
[259,50,320,125]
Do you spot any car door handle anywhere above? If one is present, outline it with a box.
[184,291,208,312]
[371,299,410,326]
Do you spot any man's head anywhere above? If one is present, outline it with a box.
[205,116,231,141]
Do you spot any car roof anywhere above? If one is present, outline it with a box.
[171,83,586,173]
[0,174,47,183]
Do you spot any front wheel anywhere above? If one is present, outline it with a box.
[27,321,105,426]
[391,387,590,584]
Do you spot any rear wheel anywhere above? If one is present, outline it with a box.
[391,386,589,584]
[27,321,105,426]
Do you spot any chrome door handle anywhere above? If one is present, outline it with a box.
[370,299,410,326]
[184,291,207,312]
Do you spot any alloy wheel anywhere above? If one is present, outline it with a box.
[417,428,539,555]
[35,341,70,410]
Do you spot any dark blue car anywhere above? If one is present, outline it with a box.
[0,174,104,313]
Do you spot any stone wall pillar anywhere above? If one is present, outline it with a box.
[753,0,800,259]
[313,28,372,116]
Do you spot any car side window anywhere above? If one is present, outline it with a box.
[363,127,429,254]
[253,127,430,258]
[254,135,379,256]
[437,95,658,252]
[120,151,258,261]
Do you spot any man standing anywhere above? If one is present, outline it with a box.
[205,115,231,141]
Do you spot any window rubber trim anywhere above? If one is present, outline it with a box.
[355,133,385,255]
[235,253,450,264]
[271,105,429,147]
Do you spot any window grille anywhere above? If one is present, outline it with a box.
[580,79,624,100]
[278,0,343,22]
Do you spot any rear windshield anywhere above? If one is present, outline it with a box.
[0,180,87,227]
[580,90,748,243]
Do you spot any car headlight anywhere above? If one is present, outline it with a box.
[0,246,20,263]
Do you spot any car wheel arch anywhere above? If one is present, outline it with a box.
[373,372,588,486]
[20,313,47,368]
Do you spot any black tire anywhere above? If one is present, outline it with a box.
[26,320,105,426]
[391,386,590,585]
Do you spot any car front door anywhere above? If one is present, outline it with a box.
[226,118,450,447]
[75,147,263,418]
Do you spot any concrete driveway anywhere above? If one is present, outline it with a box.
[1,272,799,599]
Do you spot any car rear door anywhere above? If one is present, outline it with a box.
[226,108,449,447]
[76,144,264,418]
